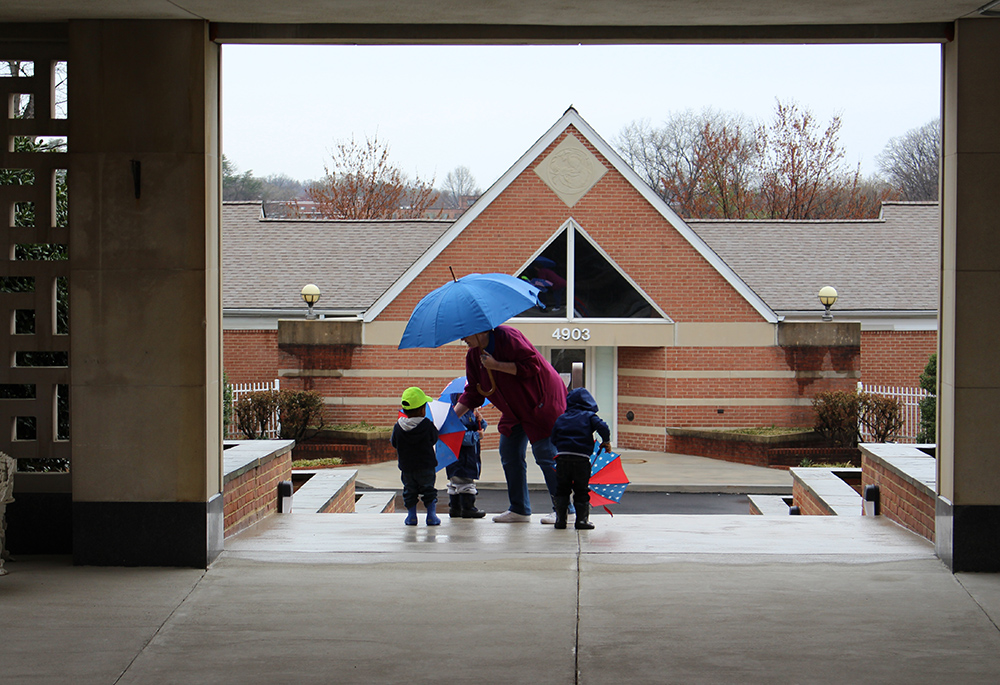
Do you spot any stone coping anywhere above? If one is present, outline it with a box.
[859,443,936,497]
[790,467,862,516]
[223,440,296,483]
[291,469,356,513]
[748,494,793,516]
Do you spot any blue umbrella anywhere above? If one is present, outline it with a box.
[398,273,543,349]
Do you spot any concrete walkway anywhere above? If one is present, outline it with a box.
[3,454,1000,684]
[354,448,794,493]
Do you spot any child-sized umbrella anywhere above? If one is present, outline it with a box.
[399,399,466,471]
[398,272,542,350]
[589,441,629,515]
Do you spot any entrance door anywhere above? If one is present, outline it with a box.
[545,346,617,444]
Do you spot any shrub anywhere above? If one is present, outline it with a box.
[812,390,861,447]
[813,388,906,446]
[917,353,936,444]
[859,393,905,443]
[278,389,325,442]
[234,389,279,439]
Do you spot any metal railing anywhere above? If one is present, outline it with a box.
[857,382,930,443]
[226,379,281,439]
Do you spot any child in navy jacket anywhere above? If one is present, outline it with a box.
[391,386,440,526]
[550,388,612,530]
[446,402,487,519]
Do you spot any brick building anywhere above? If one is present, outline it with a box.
[223,109,935,451]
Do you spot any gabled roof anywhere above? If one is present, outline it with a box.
[687,202,939,313]
[222,202,452,312]
[363,107,778,324]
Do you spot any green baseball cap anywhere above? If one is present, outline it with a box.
[400,386,434,410]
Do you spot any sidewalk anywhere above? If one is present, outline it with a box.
[350,448,793,494]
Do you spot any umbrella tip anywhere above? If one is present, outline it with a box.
[449,266,457,282]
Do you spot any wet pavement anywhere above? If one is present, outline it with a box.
[3,451,1000,684]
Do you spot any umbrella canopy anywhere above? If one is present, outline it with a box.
[427,400,466,471]
[398,273,542,349]
[589,441,629,508]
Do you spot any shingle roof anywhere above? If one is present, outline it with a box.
[687,202,939,313]
[222,202,453,311]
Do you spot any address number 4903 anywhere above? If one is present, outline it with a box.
[551,327,590,341]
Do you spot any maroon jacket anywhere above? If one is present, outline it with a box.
[457,326,567,443]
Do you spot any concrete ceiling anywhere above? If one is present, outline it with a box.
[1,1,994,35]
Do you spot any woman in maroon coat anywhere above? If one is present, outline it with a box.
[454,325,567,523]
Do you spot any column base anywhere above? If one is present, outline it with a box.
[936,496,1000,572]
[73,493,223,568]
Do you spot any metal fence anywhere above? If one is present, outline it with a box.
[226,379,281,439]
[857,381,930,443]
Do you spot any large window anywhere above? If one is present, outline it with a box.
[516,221,663,320]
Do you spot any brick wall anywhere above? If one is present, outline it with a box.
[862,452,935,542]
[792,479,833,516]
[223,448,291,537]
[224,329,282,383]
[861,330,937,387]
[319,479,356,513]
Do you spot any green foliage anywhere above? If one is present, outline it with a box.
[278,389,325,442]
[234,389,280,440]
[917,353,937,443]
[812,390,861,447]
[222,372,234,434]
[291,457,343,469]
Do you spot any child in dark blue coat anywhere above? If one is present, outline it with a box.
[391,386,441,526]
[550,388,612,530]
[446,401,488,518]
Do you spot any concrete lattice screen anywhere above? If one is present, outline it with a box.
[0,47,71,472]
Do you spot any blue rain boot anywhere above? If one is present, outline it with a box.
[404,506,418,526]
[426,500,441,526]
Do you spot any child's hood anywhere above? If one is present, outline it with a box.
[397,415,429,432]
[566,387,599,413]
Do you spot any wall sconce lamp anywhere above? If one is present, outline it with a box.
[301,283,321,320]
[818,286,838,322]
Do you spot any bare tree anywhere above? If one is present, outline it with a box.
[303,134,439,219]
[442,166,481,208]
[877,118,940,201]
[618,101,892,219]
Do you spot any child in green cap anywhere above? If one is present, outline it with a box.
[391,386,441,526]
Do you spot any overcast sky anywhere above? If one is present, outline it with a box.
[221,43,941,190]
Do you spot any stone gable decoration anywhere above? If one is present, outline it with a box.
[534,134,608,207]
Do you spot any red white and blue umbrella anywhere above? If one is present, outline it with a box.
[589,441,629,513]
[400,399,466,471]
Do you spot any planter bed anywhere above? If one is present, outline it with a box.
[665,427,854,469]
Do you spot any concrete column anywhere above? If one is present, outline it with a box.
[937,18,1000,572]
[69,20,223,566]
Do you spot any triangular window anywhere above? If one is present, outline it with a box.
[515,221,665,319]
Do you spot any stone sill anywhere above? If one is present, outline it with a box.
[791,467,863,516]
[860,443,936,497]
[223,439,296,483]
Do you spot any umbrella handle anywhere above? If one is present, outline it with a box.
[476,367,498,397]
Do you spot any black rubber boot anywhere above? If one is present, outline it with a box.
[554,496,570,529]
[460,493,486,518]
[448,494,461,518]
[574,502,595,530]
